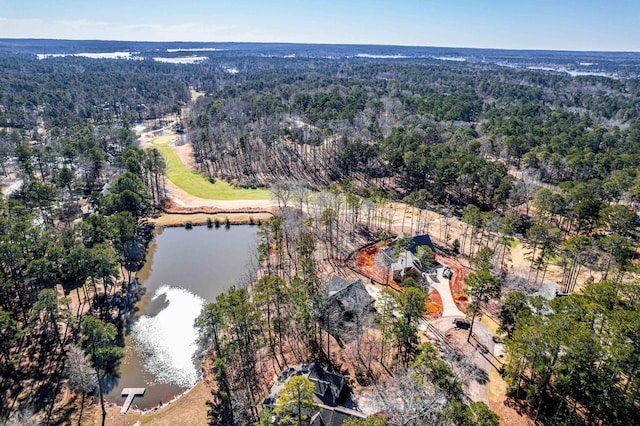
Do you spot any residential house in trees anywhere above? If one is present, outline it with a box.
[308,362,345,406]
[384,233,437,284]
[263,362,367,425]
[326,276,375,321]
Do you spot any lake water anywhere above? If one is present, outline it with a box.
[105,225,258,410]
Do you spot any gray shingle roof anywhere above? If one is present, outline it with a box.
[308,362,345,405]
[326,276,374,313]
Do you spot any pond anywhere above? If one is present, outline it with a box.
[105,225,258,410]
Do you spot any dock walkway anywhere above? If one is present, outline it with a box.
[120,388,146,415]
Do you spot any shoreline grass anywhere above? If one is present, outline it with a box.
[150,212,271,227]
[151,135,270,200]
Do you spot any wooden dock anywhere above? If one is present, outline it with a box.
[120,388,146,415]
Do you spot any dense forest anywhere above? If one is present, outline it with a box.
[0,52,179,424]
[0,41,639,425]
[186,57,640,208]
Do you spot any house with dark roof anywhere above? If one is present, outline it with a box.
[323,276,376,344]
[262,363,346,410]
[262,363,366,425]
[311,405,368,426]
[406,233,435,254]
[326,276,375,316]
[308,362,345,406]
[384,233,436,257]
[385,233,437,284]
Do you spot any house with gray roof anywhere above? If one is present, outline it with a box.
[326,276,375,316]
[384,233,437,285]
[308,362,345,406]
[262,362,366,425]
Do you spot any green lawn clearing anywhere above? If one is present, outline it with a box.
[151,136,269,200]
[191,90,206,101]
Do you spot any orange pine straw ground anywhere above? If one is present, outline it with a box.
[427,288,444,317]
[352,242,447,317]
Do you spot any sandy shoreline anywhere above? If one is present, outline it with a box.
[87,381,210,425]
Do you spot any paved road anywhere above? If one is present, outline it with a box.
[362,264,466,319]
[427,266,466,318]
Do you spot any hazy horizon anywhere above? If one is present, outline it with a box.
[2,37,640,55]
[1,0,638,52]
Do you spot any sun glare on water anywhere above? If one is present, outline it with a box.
[131,285,205,388]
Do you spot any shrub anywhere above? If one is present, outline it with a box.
[354,367,367,385]
[452,239,460,254]
[206,217,213,228]
[185,220,193,229]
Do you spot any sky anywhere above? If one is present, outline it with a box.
[0,0,638,52]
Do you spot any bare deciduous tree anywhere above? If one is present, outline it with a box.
[270,181,292,209]
[65,345,98,424]
[370,367,450,426]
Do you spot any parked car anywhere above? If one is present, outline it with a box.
[442,267,453,279]
[453,318,470,329]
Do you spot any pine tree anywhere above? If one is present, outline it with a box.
[273,376,317,426]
